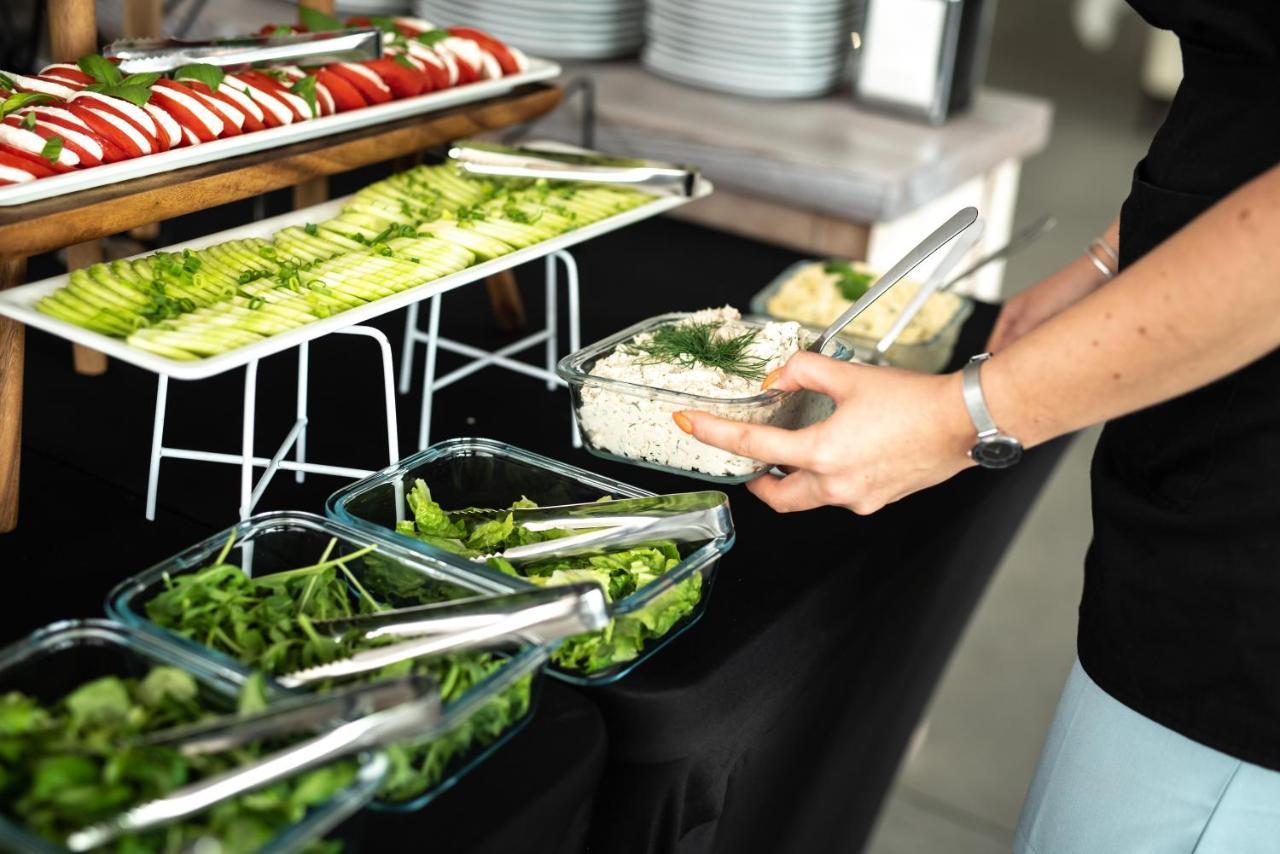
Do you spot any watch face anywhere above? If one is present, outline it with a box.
[971,437,1023,469]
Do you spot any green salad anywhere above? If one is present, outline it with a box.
[142,536,531,804]
[394,481,705,674]
[0,667,356,853]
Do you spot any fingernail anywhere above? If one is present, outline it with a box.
[761,368,783,390]
[672,412,693,434]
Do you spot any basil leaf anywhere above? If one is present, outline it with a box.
[122,72,162,88]
[270,25,294,37]
[393,53,416,70]
[20,111,36,130]
[175,63,225,92]
[298,5,342,32]
[0,71,16,91]
[0,92,53,119]
[86,83,153,107]
[78,54,122,85]
[290,75,319,118]
[416,29,449,46]
[40,136,63,163]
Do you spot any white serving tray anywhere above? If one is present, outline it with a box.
[0,58,561,207]
[0,177,712,381]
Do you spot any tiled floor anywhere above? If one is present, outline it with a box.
[866,2,1161,851]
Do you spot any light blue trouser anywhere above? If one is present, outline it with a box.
[1015,660,1280,854]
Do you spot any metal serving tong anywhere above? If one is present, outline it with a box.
[463,490,732,565]
[869,217,986,363]
[105,28,383,74]
[129,676,431,757]
[276,582,611,689]
[66,682,439,852]
[809,207,979,356]
[449,141,700,197]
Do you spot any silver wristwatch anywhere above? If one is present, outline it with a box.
[962,353,1023,469]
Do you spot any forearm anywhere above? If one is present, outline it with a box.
[982,163,1280,447]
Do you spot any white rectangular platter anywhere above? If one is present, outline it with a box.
[0,58,560,207]
[0,177,713,381]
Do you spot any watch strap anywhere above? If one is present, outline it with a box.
[962,354,999,438]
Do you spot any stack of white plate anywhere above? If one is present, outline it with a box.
[415,0,644,60]
[643,0,853,99]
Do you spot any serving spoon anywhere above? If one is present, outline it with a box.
[808,206,979,356]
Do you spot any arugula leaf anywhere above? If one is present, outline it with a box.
[78,54,122,85]
[39,135,63,163]
[298,5,342,32]
[290,74,319,118]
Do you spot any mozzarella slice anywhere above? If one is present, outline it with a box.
[225,77,293,125]
[71,91,158,136]
[30,106,89,128]
[336,63,391,96]
[393,16,436,33]
[23,114,104,160]
[193,90,244,129]
[477,50,503,80]
[0,124,79,166]
[8,73,78,99]
[442,37,483,75]
[270,86,314,120]
[0,163,36,183]
[153,85,224,137]
[509,47,530,73]
[144,103,184,147]
[73,101,155,155]
[182,127,200,146]
[313,81,335,116]
[216,80,266,123]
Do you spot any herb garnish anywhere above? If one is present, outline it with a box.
[628,320,771,381]
[824,259,876,301]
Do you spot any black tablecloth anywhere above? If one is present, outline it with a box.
[2,204,1066,854]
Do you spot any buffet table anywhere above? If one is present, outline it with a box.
[1,207,1067,852]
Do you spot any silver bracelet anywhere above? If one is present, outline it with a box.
[1090,237,1120,267]
[1085,242,1117,280]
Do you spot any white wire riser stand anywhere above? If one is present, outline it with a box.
[144,249,582,523]
[145,325,401,523]
[399,249,583,451]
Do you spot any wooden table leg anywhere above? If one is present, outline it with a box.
[0,257,27,533]
[65,242,108,375]
[485,270,527,332]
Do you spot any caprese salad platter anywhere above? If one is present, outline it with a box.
[0,12,559,206]
[0,150,712,380]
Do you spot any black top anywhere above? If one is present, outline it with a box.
[1080,1,1280,769]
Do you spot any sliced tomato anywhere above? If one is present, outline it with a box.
[237,72,312,121]
[223,74,294,127]
[142,102,182,149]
[0,148,57,177]
[388,48,440,92]
[344,15,373,27]
[19,110,107,166]
[313,68,368,112]
[4,116,101,167]
[0,120,81,167]
[173,81,244,134]
[438,39,481,84]
[326,63,392,104]
[195,80,266,132]
[0,141,73,173]
[70,92,161,151]
[7,72,77,100]
[39,64,96,86]
[362,57,424,98]
[150,79,226,141]
[446,28,520,75]
[405,41,456,88]
[65,102,150,159]
[392,17,436,37]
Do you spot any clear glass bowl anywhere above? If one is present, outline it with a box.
[105,512,546,813]
[556,313,844,483]
[0,619,387,853]
[749,259,974,374]
[325,438,735,686]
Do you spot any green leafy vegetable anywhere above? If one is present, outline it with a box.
[0,91,53,119]
[396,482,704,674]
[85,82,153,107]
[142,536,531,803]
[174,63,225,93]
[78,54,122,85]
[0,669,355,852]
[415,29,449,46]
[823,259,876,301]
[627,319,771,381]
[298,6,343,32]
[290,74,320,118]
[39,135,63,163]
[19,111,35,130]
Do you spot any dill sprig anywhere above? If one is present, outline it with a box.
[628,320,771,380]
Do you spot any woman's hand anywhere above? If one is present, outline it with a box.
[987,259,1108,351]
[674,352,975,514]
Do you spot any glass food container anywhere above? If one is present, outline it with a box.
[0,619,386,854]
[749,259,974,374]
[556,313,845,483]
[106,512,546,813]
[325,438,735,686]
